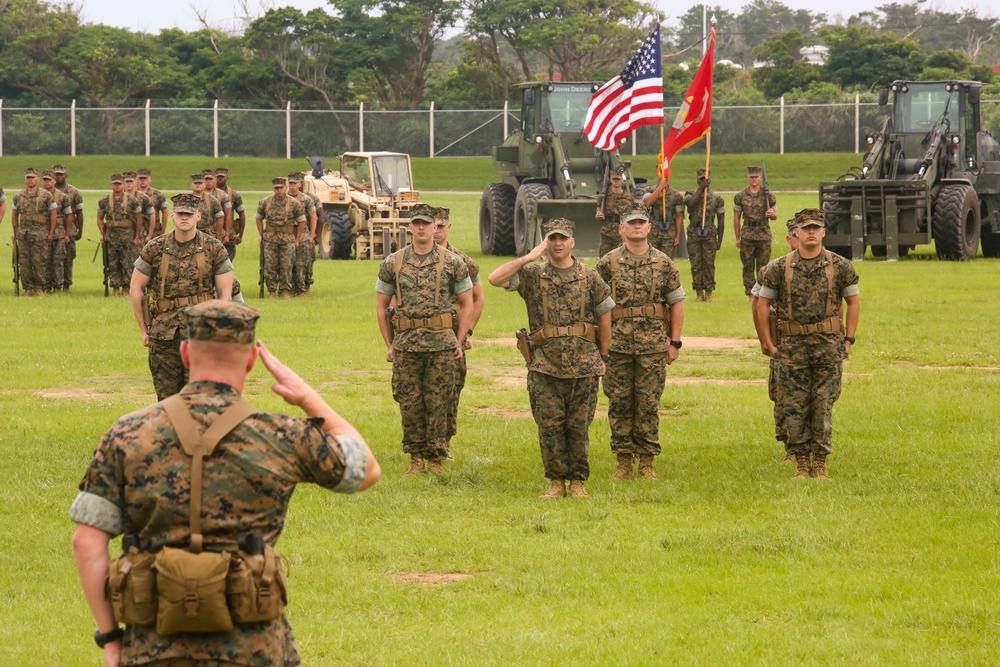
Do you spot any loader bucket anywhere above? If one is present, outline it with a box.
[535,199,603,258]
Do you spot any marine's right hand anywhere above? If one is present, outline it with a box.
[525,241,547,262]
[257,340,312,406]
[103,641,121,667]
[142,332,149,348]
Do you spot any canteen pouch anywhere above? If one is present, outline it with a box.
[515,328,534,367]
[694,226,710,238]
[106,548,157,626]
[154,547,233,635]
[226,545,288,623]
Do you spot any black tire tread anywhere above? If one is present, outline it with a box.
[514,183,552,256]
[933,184,978,261]
[326,208,353,260]
[480,183,516,255]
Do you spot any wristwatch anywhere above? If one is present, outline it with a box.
[669,340,683,349]
[844,336,855,344]
[600,353,610,362]
[94,627,124,648]
[467,329,474,337]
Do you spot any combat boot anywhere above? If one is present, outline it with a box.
[539,479,566,500]
[426,459,445,475]
[268,291,278,299]
[793,453,811,479]
[704,291,714,302]
[112,287,119,297]
[696,290,705,302]
[567,480,588,498]
[637,455,657,479]
[611,453,633,481]
[811,453,829,479]
[404,455,425,475]
[781,452,795,465]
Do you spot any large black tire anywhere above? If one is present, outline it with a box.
[319,208,353,260]
[514,183,553,256]
[823,199,858,259]
[479,183,516,255]
[933,184,980,260]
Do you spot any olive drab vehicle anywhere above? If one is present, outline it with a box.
[479,82,644,257]
[303,152,423,260]
[820,80,1000,260]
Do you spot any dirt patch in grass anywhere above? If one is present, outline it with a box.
[36,375,154,400]
[393,572,472,586]
[37,388,111,399]
[476,406,533,419]
[482,336,755,350]
[918,365,1000,371]
[666,377,762,385]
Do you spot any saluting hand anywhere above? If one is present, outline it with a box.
[525,240,547,262]
[257,340,312,406]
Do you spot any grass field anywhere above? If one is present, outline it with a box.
[1,157,999,665]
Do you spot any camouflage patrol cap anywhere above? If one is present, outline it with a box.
[285,172,302,183]
[794,208,825,228]
[123,171,137,181]
[611,166,625,178]
[436,206,450,221]
[25,167,39,177]
[191,173,206,183]
[111,173,124,184]
[696,169,707,179]
[747,165,762,175]
[410,203,436,224]
[785,219,798,233]
[182,299,260,345]
[202,169,216,179]
[170,193,201,214]
[271,177,287,187]
[52,164,68,174]
[216,168,229,176]
[542,217,575,239]
[622,203,650,224]
[41,170,56,180]
[136,168,151,177]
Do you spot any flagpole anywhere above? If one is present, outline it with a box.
[659,127,667,220]
[701,130,711,226]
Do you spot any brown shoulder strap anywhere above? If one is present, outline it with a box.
[823,250,836,318]
[609,248,622,301]
[433,246,447,308]
[394,247,406,305]
[784,250,799,320]
[579,263,587,320]
[540,264,551,324]
[195,232,207,297]
[648,253,663,304]
[158,237,172,302]
[161,395,257,554]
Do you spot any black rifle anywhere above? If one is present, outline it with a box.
[760,154,772,214]
[9,243,19,296]
[596,161,610,217]
[102,240,110,297]
[258,246,265,298]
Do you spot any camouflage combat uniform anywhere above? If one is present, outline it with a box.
[138,187,168,237]
[98,192,142,289]
[129,189,155,266]
[220,186,245,259]
[508,260,614,481]
[758,250,859,458]
[441,241,480,445]
[54,181,84,289]
[291,191,318,294]
[69,380,370,666]
[257,195,306,296]
[752,281,786,444]
[45,188,74,292]
[734,187,777,295]
[596,247,685,458]
[13,187,58,293]
[195,193,225,239]
[599,189,635,258]
[646,186,685,258]
[376,245,472,462]
[684,188,725,292]
[135,232,232,399]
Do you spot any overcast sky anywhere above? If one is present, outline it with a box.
[77,0,995,34]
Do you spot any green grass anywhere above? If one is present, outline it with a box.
[2,159,1000,665]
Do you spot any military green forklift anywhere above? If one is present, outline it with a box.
[479,81,645,257]
[820,80,1000,260]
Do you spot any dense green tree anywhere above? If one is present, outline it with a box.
[820,25,924,89]
[751,30,821,98]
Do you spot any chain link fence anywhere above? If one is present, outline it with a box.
[1,98,998,158]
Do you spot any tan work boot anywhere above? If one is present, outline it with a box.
[539,479,566,500]
[268,291,278,299]
[793,453,811,479]
[696,290,705,302]
[112,287,120,297]
[426,459,445,475]
[404,454,425,475]
[567,480,588,498]
[611,453,633,481]
[704,291,714,302]
[811,453,829,479]
[781,452,795,465]
[637,455,657,479]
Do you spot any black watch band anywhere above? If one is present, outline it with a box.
[844,336,855,344]
[600,353,610,362]
[670,340,682,349]
[467,329,474,337]
[94,627,124,648]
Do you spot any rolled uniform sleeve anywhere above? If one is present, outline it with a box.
[453,276,473,295]
[375,255,396,296]
[665,286,686,305]
[71,431,125,536]
[70,492,123,535]
[328,435,369,493]
[842,284,860,297]
[595,296,615,317]
[134,256,153,276]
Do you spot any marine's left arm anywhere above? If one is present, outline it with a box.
[844,294,860,358]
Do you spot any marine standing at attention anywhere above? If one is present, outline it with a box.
[733,165,777,300]
[684,169,725,302]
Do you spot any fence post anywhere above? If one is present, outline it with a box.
[70,100,77,157]
[855,94,860,154]
[0,99,4,157]
[430,101,435,158]
[213,99,219,159]
[286,102,292,160]
[779,96,785,155]
[359,102,364,152]
[631,130,637,156]
[145,99,151,157]
[503,100,508,138]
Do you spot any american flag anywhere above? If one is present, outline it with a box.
[584,25,664,151]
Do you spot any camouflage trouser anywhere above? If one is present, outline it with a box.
[687,232,718,291]
[292,239,315,292]
[106,229,136,288]
[48,237,68,291]
[603,352,666,456]
[63,233,77,287]
[148,332,187,400]
[16,227,51,293]
[649,223,677,259]
[446,348,468,443]
[768,356,787,445]
[739,235,771,295]
[599,233,621,259]
[392,349,456,461]
[780,359,842,457]
[224,241,238,261]
[262,231,295,294]
[527,371,599,481]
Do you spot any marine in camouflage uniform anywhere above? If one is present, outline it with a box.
[733,165,778,296]
[12,168,58,296]
[597,168,636,258]
[70,300,378,667]
[489,218,614,499]
[376,204,473,474]
[684,169,726,301]
[124,172,155,267]
[596,204,686,481]
[216,168,246,260]
[203,169,232,239]
[287,173,318,295]
[135,168,168,240]
[256,178,306,298]
[97,174,142,295]
[40,170,74,292]
[756,209,860,479]
[642,177,685,259]
[189,173,225,239]
[131,194,234,400]
[53,165,84,291]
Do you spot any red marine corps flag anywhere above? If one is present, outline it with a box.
[662,26,715,162]
[584,25,664,151]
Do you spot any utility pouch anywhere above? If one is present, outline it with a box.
[154,547,233,635]
[142,297,152,328]
[387,306,396,341]
[695,227,710,238]
[768,307,779,346]
[227,543,288,623]
[106,547,157,626]
[515,328,534,367]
